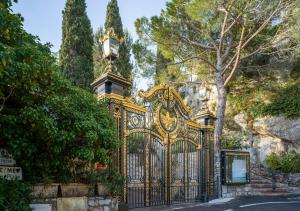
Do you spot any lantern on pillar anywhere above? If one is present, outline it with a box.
[100,27,122,72]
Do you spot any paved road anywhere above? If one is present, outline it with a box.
[133,195,300,211]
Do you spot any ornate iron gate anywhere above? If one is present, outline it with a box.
[106,84,215,209]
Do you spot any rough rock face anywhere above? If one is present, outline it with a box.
[253,116,300,143]
[233,113,248,130]
[233,113,300,163]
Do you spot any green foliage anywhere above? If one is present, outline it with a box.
[1,75,117,183]
[265,152,300,173]
[0,2,117,183]
[0,179,32,211]
[135,0,297,76]
[221,131,249,150]
[0,0,17,8]
[264,153,282,171]
[93,0,132,96]
[132,39,178,85]
[98,169,124,197]
[59,0,94,88]
[261,83,300,118]
[93,26,105,78]
[87,169,124,197]
[229,80,300,119]
[227,76,272,116]
[222,137,243,150]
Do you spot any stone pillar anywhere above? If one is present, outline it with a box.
[91,71,131,98]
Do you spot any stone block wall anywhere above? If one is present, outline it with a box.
[30,183,119,211]
[222,184,253,198]
[31,197,118,211]
[88,197,118,211]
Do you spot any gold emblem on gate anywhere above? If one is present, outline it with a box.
[158,106,178,134]
[160,112,175,131]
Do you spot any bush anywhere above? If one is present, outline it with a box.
[86,169,124,197]
[262,83,300,118]
[221,132,249,150]
[222,137,243,150]
[0,179,32,211]
[264,151,300,173]
[264,152,282,171]
[0,1,117,183]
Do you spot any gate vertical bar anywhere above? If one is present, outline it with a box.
[122,109,127,204]
[167,87,171,205]
[145,111,150,207]
[184,137,188,202]
[144,131,148,207]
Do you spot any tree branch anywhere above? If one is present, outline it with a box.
[224,23,246,86]
[175,33,216,50]
[222,0,286,76]
[223,13,242,34]
[167,54,217,71]
[221,32,233,61]
[240,0,283,50]
[0,86,15,113]
[219,7,229,53]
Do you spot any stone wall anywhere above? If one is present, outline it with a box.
[221,172,300,198]
[30,183,119,211]
[88,197,118,211]
[222,184,253,198]
[274,173,300,187]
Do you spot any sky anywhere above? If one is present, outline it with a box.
[12,0,166,53]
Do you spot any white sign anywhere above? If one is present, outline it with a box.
[30,204,52,211]
[0,166,22,180]
[0,149,16,166]
[232,159,246,183]
[0,157,16,166]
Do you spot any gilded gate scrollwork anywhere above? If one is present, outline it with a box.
[104,84,215,208]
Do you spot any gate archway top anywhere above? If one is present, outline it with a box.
[138,83,192,115]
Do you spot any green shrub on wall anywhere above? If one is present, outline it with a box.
[264,152,282,171]
[222,137,243,150]
[261,83,300,118]
[221,132,249,150]
[86,169,124,197]
[0,179,32,211]
[228,77,300,119]
[265,152,300,173]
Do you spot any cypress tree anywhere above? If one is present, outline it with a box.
[104,0,133,96]
[59,0,94,89]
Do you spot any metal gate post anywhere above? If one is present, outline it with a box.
[166,134,171,205]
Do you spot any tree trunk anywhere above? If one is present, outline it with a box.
[214,71,227,150]
[214,70,227,197]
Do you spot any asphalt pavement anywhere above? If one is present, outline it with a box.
[133,195,300,211]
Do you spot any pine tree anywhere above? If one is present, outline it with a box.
[59,0,94,89]
[104,0,133,96]
[155,47,172,85]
